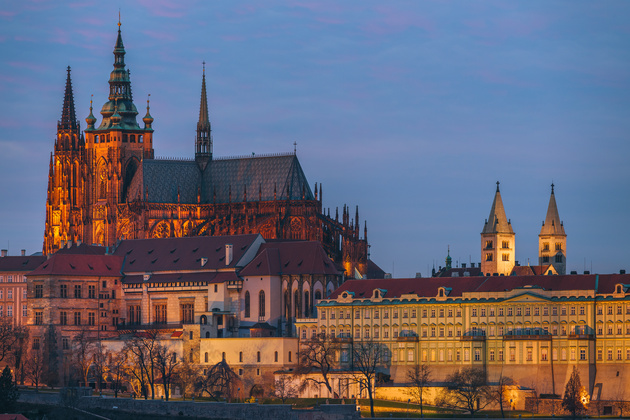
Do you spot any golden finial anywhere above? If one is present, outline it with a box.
[118,10,121,27]
[147,93,151,109]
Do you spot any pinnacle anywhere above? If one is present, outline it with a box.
[59,66,78,131]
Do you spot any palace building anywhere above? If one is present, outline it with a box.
[43,22,377,279]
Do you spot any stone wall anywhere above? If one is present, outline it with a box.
[525,397,630,417]
[18,392,359,420]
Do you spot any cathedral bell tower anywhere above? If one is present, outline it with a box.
[43,67,86,254]
[195,63,212,170]
[82,20,154,247]
[481,182,515,276]
[539,183,566,274]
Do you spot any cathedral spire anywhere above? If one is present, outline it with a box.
[195,62,212,167]
[59,66,78,132]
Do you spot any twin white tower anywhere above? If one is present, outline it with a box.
[480,182,566,276]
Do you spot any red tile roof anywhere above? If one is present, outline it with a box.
[54,242,107,255]
[510,265,553,276]
[327,273,630,300]
[240,241,340,276]
[29,254,123,277]
[0,255,46,272]
[114,234,260,272]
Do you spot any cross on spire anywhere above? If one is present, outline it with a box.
[293,141,297,155]
[496,181,500,192]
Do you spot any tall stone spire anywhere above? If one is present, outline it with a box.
[195,62,212,169]
[482,181,513,234]
[59,66,79,132]
[481,181,515,276]
[540,183,565,236]
[539,183,566,274]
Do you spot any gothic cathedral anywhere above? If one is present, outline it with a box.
[44,22,373,278]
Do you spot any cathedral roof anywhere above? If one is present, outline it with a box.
[540,183,565,236]
[240,241,340,277]
[482,182,513,234]
[126,153,314,204]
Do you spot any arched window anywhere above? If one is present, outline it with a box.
[274,351,278,362]
[315,291,322,301]
[257,351,261,362]
[294,290,300,318]
[200,315,207,325]
[205,331,210,338]
[259,290,265,318]
[244,291,250,318]
[204,352,208,363]
[284,290,290,318]
[304,291,310,317]
[239,352,243,362]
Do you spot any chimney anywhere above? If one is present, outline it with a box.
[461,263,467,269]
[0,250,6,257]
[584,271,590,275]
[21,249,25,256]
[225,244,233,266]
[201,257,208,267]
[621,270,626,275]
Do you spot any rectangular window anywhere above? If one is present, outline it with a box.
[408,350,414,362]
[7,305,12,317]
[472,308,477,317]
[355,310,360,319]
[393,309,398,319]
[448,308,453,317]
[62,337,69,350]
[456,308,461,317]
[422,309,427,318]
[464,349,470,361]
[618,349,622,360]
[383,309,389,319]
[510,348,516,362]
[154,304,167,324]
[22,304,27,317]
[181,303,194,324]
[88,285,96,299]
[88,312,95,326]
[474,348,481,361]
[321,311,326,320]
[60,284,67,298]
[35,284,43,298]
[498,349,504,361]
[553,307,558,315]
[498,307,504,316]
[489,307,495,316]
[35,311,43,325]
[607,349,613,361]
[74,311,81,325]
[525,307,530,316]
[74,285,81,298]
[516,307,522,316]
[617,305,622,315]
[365,309,371,319]
[411,309,416,318]
[60,311,67,325]
[490,350,495,361]
[507,307,512,316]
[374,310,379,319]
[439,308,444,317]
[402,309,407,318]
[7,290,12,300]
[32,337,40,350]
[431,327,436,337]
[431,309,436,318]
[579,306,585,315]
[541,348,548,361]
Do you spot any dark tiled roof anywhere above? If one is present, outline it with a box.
[123,272,214,285]
[326,274,630,300]
[240,241,340,277]
[510,265,553,276]
[435,267,483,278]
[0,255,46,272]
[114,234,261,272]
[54,243,107,255]
[126,154,314,204]
[29,254,123,277]
[366,259,386,279]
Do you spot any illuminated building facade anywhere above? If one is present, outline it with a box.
[0,250,45,327]
[43,22,374,279]
[297,273,630,400]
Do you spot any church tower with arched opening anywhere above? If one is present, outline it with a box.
[539,183,566,274]
[480,182,515,276]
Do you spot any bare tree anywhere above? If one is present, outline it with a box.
[297,332,339,397]
[436,367,491,416]
[122,335,152,399]
[7,326,29,385]
[106,350,128,398]
[562,366,587,419]
[406,364,432,418]
[155,342,180,401]
[72,328,96,387]
[350,340,388,418]
[612,386,628,417]
[0,318,27,364]
[490,373,514,418]
[91,342,110,391]
[175,356,200,400]
[25,347,45,392]
[274,374,298,403]
[199,358,240,401]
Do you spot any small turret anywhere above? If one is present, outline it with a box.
[85,95,97,130]
[143,95,153,130]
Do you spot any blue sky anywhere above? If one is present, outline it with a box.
[1,1,629,277]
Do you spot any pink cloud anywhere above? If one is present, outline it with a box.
[0,10,17,18]
[8,61,48,72]
[142,29,178,42]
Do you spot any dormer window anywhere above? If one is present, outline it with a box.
[485,240,493,250]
